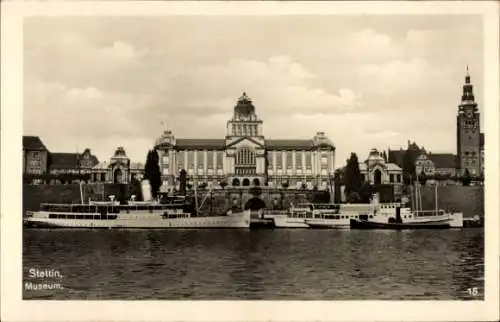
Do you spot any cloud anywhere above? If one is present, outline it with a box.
[22,16,483,164]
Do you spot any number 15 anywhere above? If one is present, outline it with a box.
[467,287,479,296]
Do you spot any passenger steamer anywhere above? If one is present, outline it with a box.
[24,183,251,229]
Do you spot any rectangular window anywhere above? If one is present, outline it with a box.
[305,153,312,167]
[207,151,214,168]
[321,156,328,165]
[390,174,394,182]
[296,169,302,175]
[268,169,273,175]
[216,151,224,169]
[187,151,194,167]
[100,173,106,181]
[267,154,272,169]
[321,169,327,176]
[177,151,185,169]
[207,168,214,175]
[276,152,283,169]
[196,150,204,167]
[295,152,302,168]
[163,168,169,175]
[286,152,293,168]
[163,156,169,164]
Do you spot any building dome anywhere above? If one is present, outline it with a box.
[113,146,127,158]
[313,131,335,149]
[234,92,256,118]
[366,148,385,164]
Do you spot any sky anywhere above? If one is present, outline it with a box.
[23,15,483,168]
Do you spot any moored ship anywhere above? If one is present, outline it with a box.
[24,183,251,229]
[349,183,463,230]
[24,202,251,229]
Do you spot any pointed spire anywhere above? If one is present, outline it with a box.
[465,65,471,84]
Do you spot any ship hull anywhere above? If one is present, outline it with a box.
[350,219,451,230]
[24,211,251,229]
[272,215,309,228]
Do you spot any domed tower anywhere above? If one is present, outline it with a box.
[226,92,263,138]
[225,92,266,187]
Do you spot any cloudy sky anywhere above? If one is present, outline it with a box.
[23,15,483,167]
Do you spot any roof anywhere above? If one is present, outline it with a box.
[23,136,48,151]
[93,161,109,170]
[170,137,334,150]
[175,139,225,150]
[265,139,315,150]
[49,150,99,170]
[49,153,80,170]
[427,153,457,169]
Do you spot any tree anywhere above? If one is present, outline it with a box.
[144,149,162,198]
[219,180,228,190]
[179,169,187,195]
[461,168,472,186]
[402,148,416,185]
[382,151,388,162]
[282,181,289,189]
[301,182,307,190]
[343,153,363,197]
[418,171,427,186]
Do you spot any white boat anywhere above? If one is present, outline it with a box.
[24,203,251,229]
[268,203,360,229]
[24,182,251,229]
[350,182,463,229]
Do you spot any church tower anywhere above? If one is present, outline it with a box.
[457,66,481,177]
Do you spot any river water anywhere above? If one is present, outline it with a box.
[23,228,484,300]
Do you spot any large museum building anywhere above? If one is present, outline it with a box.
[154,93,336,191]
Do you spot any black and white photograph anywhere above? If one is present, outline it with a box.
[1,1,499,321]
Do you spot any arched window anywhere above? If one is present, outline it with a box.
[232,178,240,186]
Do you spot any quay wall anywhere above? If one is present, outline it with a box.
[22,184,318,215]
[410,185,484,218]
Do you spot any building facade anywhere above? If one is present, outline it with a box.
[49,148,99,176]
[23,136,50,175]
[359,148,403,194]
[155,93,336,191]
[92,147,144,184]
[415,152,457,177]
[456,67,483,177]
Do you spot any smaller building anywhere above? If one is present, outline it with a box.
[91,147,144,184]
[415,152,457,178]
[23,136,50,175]
[49,148,99,175]
[359,148,403,196]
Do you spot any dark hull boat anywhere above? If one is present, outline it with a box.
[349,219,451,230]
